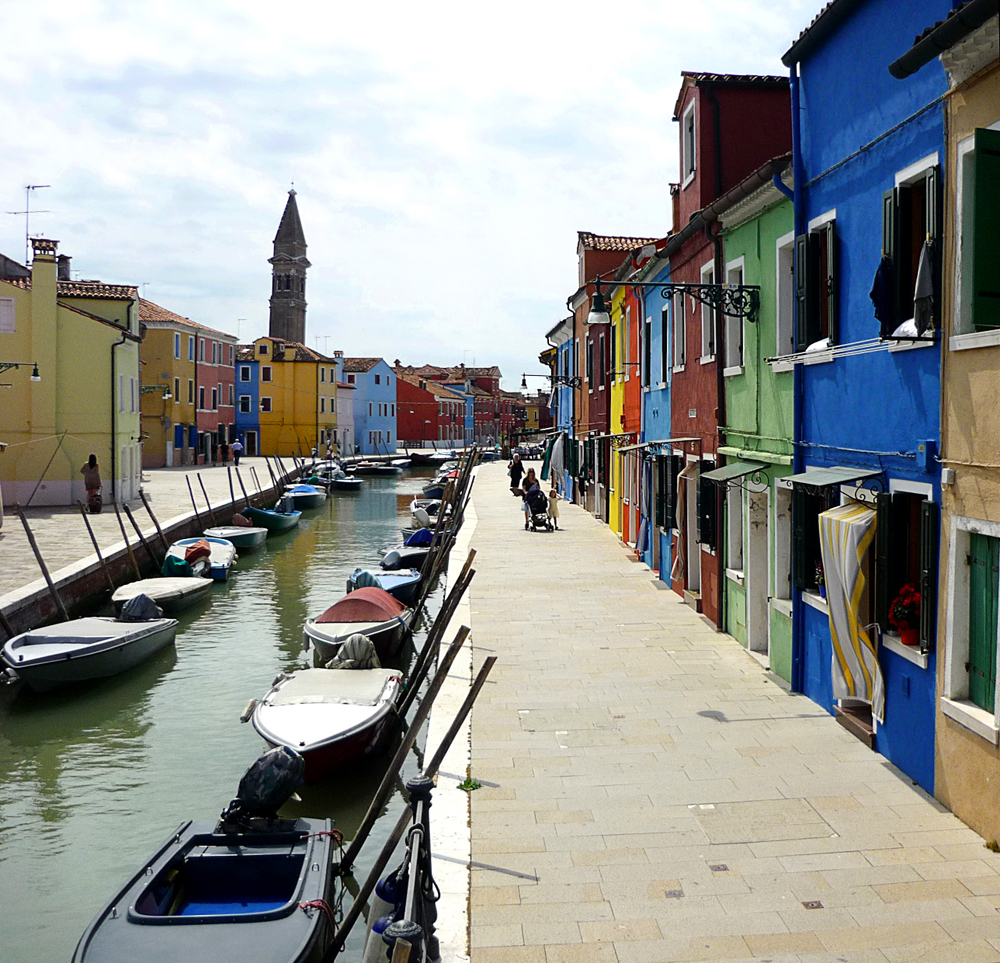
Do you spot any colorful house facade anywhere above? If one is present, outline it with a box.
[343,358,397,455]
[235,347,260,455]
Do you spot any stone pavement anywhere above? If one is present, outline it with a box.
[0,458,279,598]
[465,463,1000,963]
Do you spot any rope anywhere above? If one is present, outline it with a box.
[299,898,338,930]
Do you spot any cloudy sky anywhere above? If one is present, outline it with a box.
[1,0,815,388]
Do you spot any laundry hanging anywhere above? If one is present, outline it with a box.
[819,502,884,723]
[870,255,895,340]
[913,238,935,336]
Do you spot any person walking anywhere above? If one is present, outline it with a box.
[509,452,525,491]
[521,467,540,530]
[231,437,244,466]
[80,455,102,511]
[547,488,561,530]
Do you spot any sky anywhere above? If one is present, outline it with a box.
[0,0,816,389]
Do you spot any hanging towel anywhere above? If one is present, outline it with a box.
[870,255,895,339]
[914,239,935,336]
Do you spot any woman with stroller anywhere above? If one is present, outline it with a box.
[521,467,540,530]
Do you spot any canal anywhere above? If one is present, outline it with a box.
[0,470,445,962]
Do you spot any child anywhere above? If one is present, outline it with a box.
[547,488,560,530]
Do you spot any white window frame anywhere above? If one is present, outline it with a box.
[260,396,272,413]
[188,336,194,361]
[174,333,181,359]
[772,484,793,606]
[239,395,251,413]
[724,256,745,375]
[726,485,744,576]
[320,397,325,413]
[261,366,272,383]
[624,306,631,380]
[672,292,686,372]
[681,100,696,187]
[240,365,251,382]
[775,231,795,360]
[320,367,326,383]
[700,259,715,362]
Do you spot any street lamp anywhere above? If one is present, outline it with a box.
[0,361,41,381]
[583,273,761,324]
[522,371,581,390]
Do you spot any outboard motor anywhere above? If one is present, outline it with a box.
[216,746,305,833]
[118,593,164,622]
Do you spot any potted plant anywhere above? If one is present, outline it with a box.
[815,562,826,599]
[889,583,922,645]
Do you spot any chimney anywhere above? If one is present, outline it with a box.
[57,254,72,281]
[334,350,343,358]
[394,358,401,367]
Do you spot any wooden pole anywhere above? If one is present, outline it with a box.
[196,473,214,526]
[138,490,170,554]
[112,501,142,580]
[14,503,70,621]
[226,464,236,507]
[234,467,252,510]
[186,476,205,529]
[339,626,469,873]
[0,606,14,641]
[78,501,116,592]
[123,504,161,567]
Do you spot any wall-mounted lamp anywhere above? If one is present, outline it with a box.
[522,372,582,389]
[583,273,761,324]
[0,361,41,381]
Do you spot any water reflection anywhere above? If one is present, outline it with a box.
[0,470,442,963]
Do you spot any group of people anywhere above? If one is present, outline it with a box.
[508,452,559,531]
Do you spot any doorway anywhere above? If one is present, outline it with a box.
[746,489,770,656]
[246,431,258,456]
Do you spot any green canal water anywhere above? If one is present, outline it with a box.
[0,470,445,962]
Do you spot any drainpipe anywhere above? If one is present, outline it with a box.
[110,325,129,503]
[706,221,726,633]
[790,61,806,694]
[772,175,794,202]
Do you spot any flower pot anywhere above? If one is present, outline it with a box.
[900,627,919,646]
[818,584,826,600]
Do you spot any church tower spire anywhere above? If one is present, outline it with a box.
[268,189,310,343]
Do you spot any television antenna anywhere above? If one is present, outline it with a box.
[6,185,51,265]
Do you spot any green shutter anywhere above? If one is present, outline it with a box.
[824,220,838,346]
[968,533,999,712]
[918,499,938,651]
[655,457,666,529]
[973,128,1000,331]
[882,189,896,259]
[925,165,939,241]
[792,486,807,589]
[875,492,892,630]
[795,234,809,350]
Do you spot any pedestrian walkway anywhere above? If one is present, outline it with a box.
[465,463,1000,963]
[0,458,277,598]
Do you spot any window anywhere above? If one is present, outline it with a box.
[320,367,326,383]
[212,342,217,364]
[598,332,606,386]
[773,486,792,601]
[375,374,381,384]
[130,377,135,412]
[795,215,837,348]
[369,403,373,416]
[239,395,251,413]
[260,396,272,412]
[188,336,194,361]
[727,486,743,573]
[320,397,325,413]
[775,233,795,357]
[725,259,744,373]
[655,454,682,531]
[682,101,696,183]
[700,261,715,359]
[174,333,181,359]
[228,384,234,406]
[188,379,194,403]
[880,156,940,336]
[211,387,218,410]
[643,305,651,387]
[119,374,124,411]
[610,322,617,383]
[347,374,356,384]
[391,404,395,417]
[229,345,233,365]
[660,305,669,382]
[199,339,205,362]
[585,335,593,387]
[696,462,717,550]
[955,128,1000,335]
[240,366,250,382]
[258,343,268,356]
[673,293,686,370]
[387,432,391,444]
[792,485,839,593]
[199,386,205,410]
[174,377,180,402]
[261,366,272,383]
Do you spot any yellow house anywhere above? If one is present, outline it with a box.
[607,281,629,538]
[0,238,141,509]
[254,336,338,456]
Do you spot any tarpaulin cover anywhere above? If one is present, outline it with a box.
[404,528,433,546]
[819,502,884,723]
[316,587,406,623]
[161,555,193,577]
[184,539,211,564]
[351,569,382,590]
[290,484,322,494]
[118,593,164,622]
[232,513,252,527]
[327,633,381,670]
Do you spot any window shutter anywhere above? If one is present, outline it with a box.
[666,455,680,530]
[824,220,838,346]
[918,499,938,651]
[696,468,703,543]
[925,165,940,241]
[792,486,807,589]
[794,234,808,350]
[973,128,1000,331]
[697,466,716,549]
[882,189,896,260]
[655,457,666,529]
[875,492,892,630]
[968,533,999,712]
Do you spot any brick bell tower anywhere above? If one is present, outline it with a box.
[268,189,310,343]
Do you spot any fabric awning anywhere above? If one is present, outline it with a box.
[786,466,881,490]
[701,460,766,483]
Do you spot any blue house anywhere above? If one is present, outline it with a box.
[342,357,397,455]
[782,0,950,792]
[544,316,575,495]
[440,382,475,446]
[234,348,260,456]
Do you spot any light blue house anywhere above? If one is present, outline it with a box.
[440,382,475,446]
[783,0,950,792]
[342,357,397,455]
[234,348,260,456]
[544,316,575,495]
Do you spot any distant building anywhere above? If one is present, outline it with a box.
[0,238,141,506]
[342,358,397,455]
[235,346,260,455]
[268,190,310,345]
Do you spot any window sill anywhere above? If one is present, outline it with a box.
[941,697,1000,745]
[888,339,936,353]
[656,381,667,389]
[643,386,651,394]
[802,590,829,613]
[726,568,745,585]
[771,597,793,618]
[672,366,686,374]
[880,632,929,669]
[700,543,717,556]
[682,170,696,190]
[724,365,744,378]
[950,329,1000,352]
[769,359,794,373]
[699,355,716,365]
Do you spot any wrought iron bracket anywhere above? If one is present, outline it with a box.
[610,433,638,450]
[599,276,761,323]
[726,467,772,495]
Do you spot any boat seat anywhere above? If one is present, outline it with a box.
[267,669,399,707]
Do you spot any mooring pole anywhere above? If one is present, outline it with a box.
[226,464,236,508]
[186,476,205,529]
[112,501,142,580]
[78,502,116,592]
[138,491,170,554]
[0,606,14,641]
[14,504,71,621]
[196,473,214,526]
[123,504,161,567]
[234,467,252,510]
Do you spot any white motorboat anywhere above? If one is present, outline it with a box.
[303,588,411,664]
[111,577,213,614]
[2,616,178,691]
[165,537,237,581]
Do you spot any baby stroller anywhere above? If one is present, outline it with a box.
[525,487,552,532]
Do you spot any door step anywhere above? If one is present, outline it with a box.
[683,590,702,613]
[835,705,875,749]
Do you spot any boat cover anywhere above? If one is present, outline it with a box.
[232,513,252,527]
[315,587,406,623]
[119,594,164,622]
[404,528,433,547]
[327,634,381,669]
[268,668,396,707]
[185,539,212,563]
[290,484,322,494]
[162,555,195,577]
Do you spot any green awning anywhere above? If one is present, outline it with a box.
[701,460,767,483]
[785,466,882,490]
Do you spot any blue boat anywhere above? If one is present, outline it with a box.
[165,537,237,582]
[347,567,422,606]
[280,485,327,511]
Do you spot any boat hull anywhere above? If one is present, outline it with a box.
[111,578,213,614]
[281,491,326,511]
[244,507,302,532]
[204,527,268,552]
[72,818,334,963]
[331,478,362,491]
[379,546,432,571]
[347,569,422,606]
[167,538,237,582]
[303,617,408,665]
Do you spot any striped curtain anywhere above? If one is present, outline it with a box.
[819,503,884,722]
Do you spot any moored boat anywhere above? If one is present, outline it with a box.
[379,545,433,571]
[2,616,178,691]
[204,525,268,552]
[280,484,327,511]
[243,505,302,533]
[330,471,362,492]
[303,588,411,664]
[347,567,422,606]
[111,577,213,614]
[166,537,237,582]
